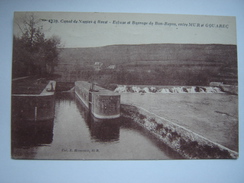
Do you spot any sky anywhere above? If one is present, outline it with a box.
[13,12,237,48]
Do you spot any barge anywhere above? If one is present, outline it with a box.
[75,81,120,119]
[12,80,56,122]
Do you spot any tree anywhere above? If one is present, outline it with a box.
[13,13,62,78]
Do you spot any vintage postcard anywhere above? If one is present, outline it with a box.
[11,12,238,160]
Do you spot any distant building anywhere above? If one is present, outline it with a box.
[94,62,103,71]
[210,82,223,87]
[108,65,116,69]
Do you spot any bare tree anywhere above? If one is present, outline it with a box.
[13,13,62,78]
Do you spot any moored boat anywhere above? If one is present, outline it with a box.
[75,81,120,119]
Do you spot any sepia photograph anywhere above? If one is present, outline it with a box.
[11,12,238,160]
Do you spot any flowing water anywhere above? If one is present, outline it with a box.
[114,85,224,93]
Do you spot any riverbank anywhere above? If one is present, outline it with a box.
[120,93,238,159]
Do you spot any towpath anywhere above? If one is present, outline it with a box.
[120,93,238,152]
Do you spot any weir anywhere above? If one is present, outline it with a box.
[114,85,225,94]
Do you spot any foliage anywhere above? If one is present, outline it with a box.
[12,13,61,78]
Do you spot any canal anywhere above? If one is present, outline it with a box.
[12,92,182,160]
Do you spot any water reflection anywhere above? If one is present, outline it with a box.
[119,116,183,159]
[87,117,120,143]
[12,119,54,148]
[75,95,120,143]
[12,92,183,159]
[11,119,54,159]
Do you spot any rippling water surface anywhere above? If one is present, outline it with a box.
[12,92,182,160]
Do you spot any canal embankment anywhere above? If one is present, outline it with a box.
[120,92,238,159]
[12,78,238,159]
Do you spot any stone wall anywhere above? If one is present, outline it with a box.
[121,104,238,159]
